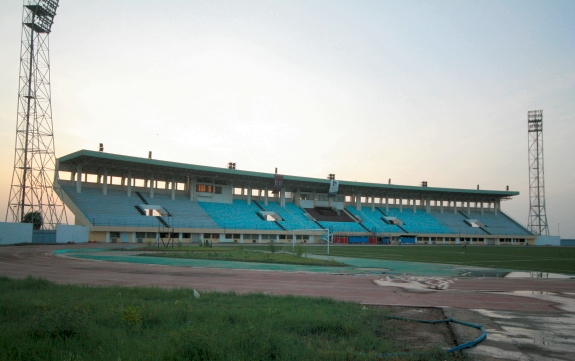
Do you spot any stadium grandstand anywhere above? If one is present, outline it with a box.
[55,150,535,245]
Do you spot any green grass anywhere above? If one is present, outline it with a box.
[138,246,347,267]
[0,276,456,361]
[296,245,575,274]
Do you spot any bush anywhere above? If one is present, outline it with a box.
[295,244,306,258]
[122,306,143,327]
[268,242,277,254]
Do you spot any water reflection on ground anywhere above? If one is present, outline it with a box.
[459,270,574,279]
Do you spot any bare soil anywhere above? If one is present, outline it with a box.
[380,306,459,353]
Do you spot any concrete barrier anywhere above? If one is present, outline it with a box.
[0,222,33,244]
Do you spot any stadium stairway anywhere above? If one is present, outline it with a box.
[458,211,491,235]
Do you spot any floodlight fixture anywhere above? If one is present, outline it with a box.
[23,0,59,33]
[527,110,549,235]
[5,0,66,229]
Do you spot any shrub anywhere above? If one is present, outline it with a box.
[295,244,306,258]
[268,242,277,254]
[122,306,143,327]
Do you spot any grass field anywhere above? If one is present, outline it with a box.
[140,246,346,267]
[292,245,575,274]
[0,276,455,361]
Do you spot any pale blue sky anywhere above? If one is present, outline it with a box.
[1,1,574,237]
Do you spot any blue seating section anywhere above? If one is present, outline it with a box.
[466,212,531,235]
[318,221,367,233]
[61,186,160,227]
[198,199,282,231]
[429,210,486,235]
[345,206,403,233]
[62,184,530,236]
[139,193,218,228]
[384,208,452,234]
[261,202,320,230]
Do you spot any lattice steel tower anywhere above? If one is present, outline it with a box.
[5,0,67,229]
[527,110,549,236]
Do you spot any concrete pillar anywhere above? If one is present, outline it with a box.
[399,198,403,212]
[102,169,108,195]
[246,185,250,205]
[385,197,389,212]
[190,179,196,201]
[467,201,470,215]
[413,199,416,213]
[76,165,82,193]
[454,201,457,214]
[280,187,286,207]
[481,202,484,215]
[495,200,500,216]
[356,193,361,211]
[295,188,301,207]
[440,200,443,214]
[171,178,176,200]
[127,172,132,197]
[265,187,269,206]
[371,196,375,211]
[149,174,155,199]
[313,191,316,207]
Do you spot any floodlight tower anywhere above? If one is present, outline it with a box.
[5,0,67,229]
[527,110,549,236]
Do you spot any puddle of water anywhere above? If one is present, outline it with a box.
[474,309,575,356]
[459,270,574,279]
[505,271,574,279]
[488,291,575,313]
[465,344,527,361]
[460,270,510,278]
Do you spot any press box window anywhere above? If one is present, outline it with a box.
[196,184,213,193]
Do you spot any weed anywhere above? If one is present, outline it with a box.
[295,244,306,257]
[122,306,142,327]
[268,242,277,254]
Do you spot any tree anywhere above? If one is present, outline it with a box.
[22,211,43,230]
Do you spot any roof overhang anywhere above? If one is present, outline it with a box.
[57,150,519,201]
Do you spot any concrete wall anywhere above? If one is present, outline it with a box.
[55,225,89,243]
[534,235,561,246]
[0,222,33,244]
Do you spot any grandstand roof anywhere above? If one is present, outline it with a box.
[58,150,518,200]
